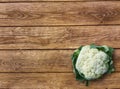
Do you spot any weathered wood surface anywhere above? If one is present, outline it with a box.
[0,49,118,72]
[0,1,119,89]
[0,2,120,26]
[0,73,119,88]
[0,0,117,2]
[0,50,72,72]
[0,26,119,49]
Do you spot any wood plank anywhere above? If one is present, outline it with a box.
[0,2,120,26]
[0,50,72,72]
[0,73,119,88]
[0,49,118,72]
[0,0,117,2]
[0,26,120,49]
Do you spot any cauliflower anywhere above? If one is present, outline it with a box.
[71,44,115,86]
[76,45,108,80]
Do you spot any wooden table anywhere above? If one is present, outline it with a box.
[0,0,120,89]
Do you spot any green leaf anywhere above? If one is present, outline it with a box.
[102,45,109,52]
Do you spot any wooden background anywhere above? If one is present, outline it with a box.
[0,0,120,89]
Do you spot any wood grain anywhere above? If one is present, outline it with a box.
[0,1,119,89]
[0,26,120,49]
[0,0,117,2]
[0,49,118,72]
[0,2,120,26]
[0,73,119,88]
[0,50,72,72]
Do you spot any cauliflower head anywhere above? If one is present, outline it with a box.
[71,44,114,86]
[76,45,108,80]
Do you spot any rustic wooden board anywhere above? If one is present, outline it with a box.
[0,50,72,72]
[0,49,118,72]
[0,1,119,89]
[0,73,119,88]
[0,0,117,2]
[0,26,119,49]
[0,2,120,26]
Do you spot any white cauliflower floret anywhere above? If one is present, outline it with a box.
[76,45,109,80]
